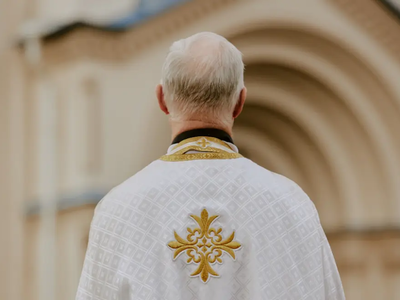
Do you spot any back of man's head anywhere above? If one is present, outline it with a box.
[161,32,245,123]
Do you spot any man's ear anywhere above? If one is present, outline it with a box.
[156,84,169,115]
[233,87,247,119]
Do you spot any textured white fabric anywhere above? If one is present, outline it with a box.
[76,144,345,300]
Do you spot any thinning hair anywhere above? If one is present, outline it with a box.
[161,32,244,120]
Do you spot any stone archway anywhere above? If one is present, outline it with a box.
[228,27,400,231]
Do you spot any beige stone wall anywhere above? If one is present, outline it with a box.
[329,232,400,299]
[24,206,94,300]
[0,0,30,299]
[2,0,400,299]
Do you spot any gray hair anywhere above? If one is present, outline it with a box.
[161,32,244,120]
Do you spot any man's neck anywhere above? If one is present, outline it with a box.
[170,120,233,143]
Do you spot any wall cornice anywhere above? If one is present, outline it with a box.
[40,0,241,65]
[25,189,107,216]
[34,0,400,65]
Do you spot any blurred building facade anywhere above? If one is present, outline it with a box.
[1,0,400,299]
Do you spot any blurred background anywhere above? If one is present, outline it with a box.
[1,0,400,299]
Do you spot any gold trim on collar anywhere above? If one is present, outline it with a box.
[160,152,242,162]
[172,136,231,151]
[173,145,226,155]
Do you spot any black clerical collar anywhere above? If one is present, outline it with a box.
[172,128,234,145]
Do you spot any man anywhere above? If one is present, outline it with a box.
[76,32,345,299]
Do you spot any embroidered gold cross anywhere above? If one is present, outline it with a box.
[197,138,210,148]
[198,237,212,252]
[167,208,242,283]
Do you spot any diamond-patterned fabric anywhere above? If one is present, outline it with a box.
[76,157,345,299]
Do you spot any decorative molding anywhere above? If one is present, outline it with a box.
[33,0,400,64]
[25,190,107,215]
[39,0,241,65]
[24,0,192,42]
[331,0,400,61]
[326,226,400,239]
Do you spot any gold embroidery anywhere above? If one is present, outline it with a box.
[160,152,242,162]
[167,208,242,283]
[173,136,231,150]
[173,145,226,155]
[197,138,210,148]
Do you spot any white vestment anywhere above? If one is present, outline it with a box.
[76,135,345,300]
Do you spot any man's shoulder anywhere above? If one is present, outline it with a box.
[240,158,303,191]
[241,159,315,208]
[116,160,164,191]
[95,160,165,211]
